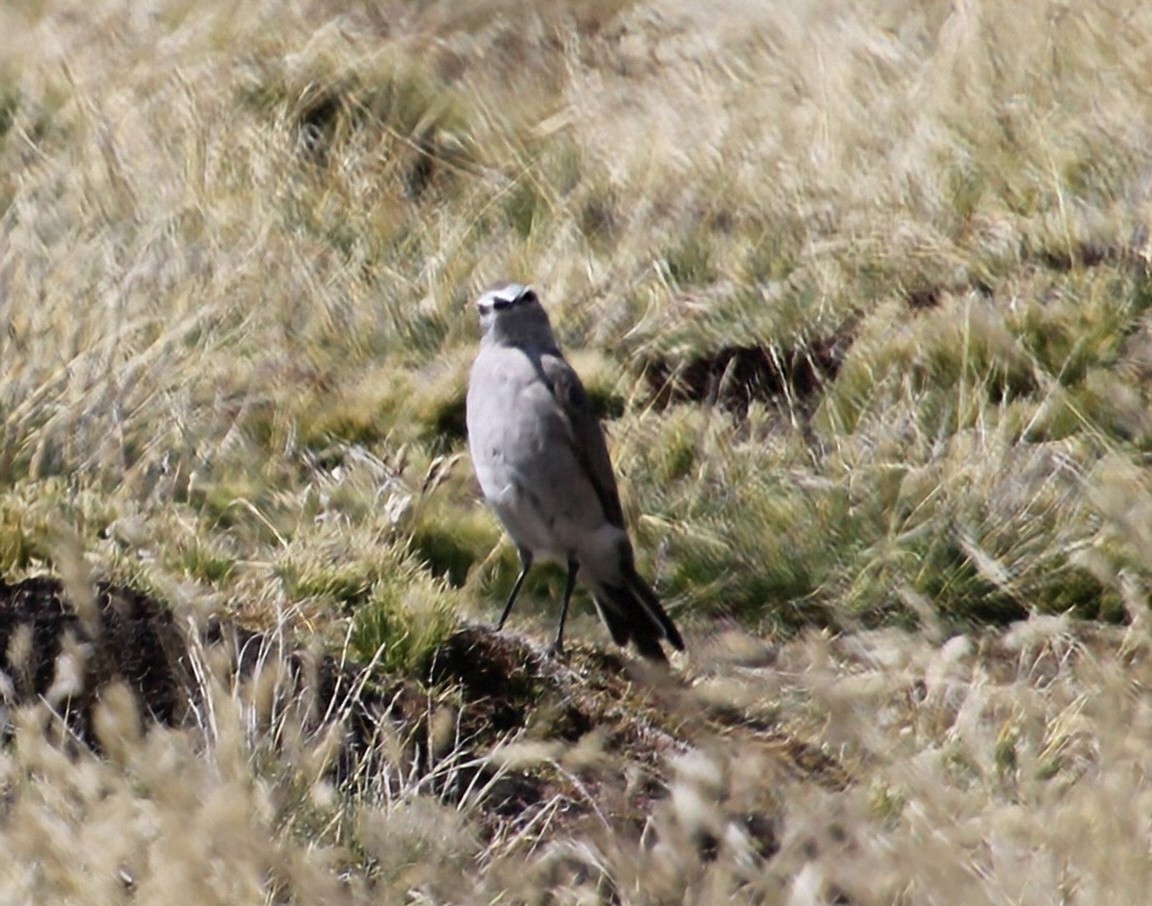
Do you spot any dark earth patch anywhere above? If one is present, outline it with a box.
[0,576,187,743]
[645,333,851,414]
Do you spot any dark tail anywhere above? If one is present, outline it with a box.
[593,568,685,662]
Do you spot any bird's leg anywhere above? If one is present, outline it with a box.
[550,557,580,656]
[496,547,533,630]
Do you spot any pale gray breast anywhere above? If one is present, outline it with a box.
[466,347,519,499]
[467,345,605,543]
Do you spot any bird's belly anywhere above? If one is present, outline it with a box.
[481,461,607,562]
[488,482,566,562]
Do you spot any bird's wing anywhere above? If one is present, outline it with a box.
[538,352,626,529]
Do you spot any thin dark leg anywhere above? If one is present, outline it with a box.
[550,557,580,655]
[496,547,533,630]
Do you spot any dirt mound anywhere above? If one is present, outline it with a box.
[0,577,187,740]
[0,577,844,836]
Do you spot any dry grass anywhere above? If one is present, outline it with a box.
[2,0,1152,900]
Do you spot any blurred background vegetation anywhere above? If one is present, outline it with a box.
[4,0,1151,660]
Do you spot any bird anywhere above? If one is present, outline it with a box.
[465,281,685,661]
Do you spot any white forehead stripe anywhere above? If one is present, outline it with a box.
[489,283,529,304]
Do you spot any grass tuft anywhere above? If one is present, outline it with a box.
[347,547,458,674]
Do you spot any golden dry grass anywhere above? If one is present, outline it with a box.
[2,0,1152,900]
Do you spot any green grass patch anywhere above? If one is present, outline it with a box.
[347,548,458,674]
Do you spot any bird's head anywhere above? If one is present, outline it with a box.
[474,282,557,349]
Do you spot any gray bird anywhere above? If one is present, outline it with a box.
[466,281,685,661]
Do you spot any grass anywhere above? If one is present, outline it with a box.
[3,0,1152,899]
